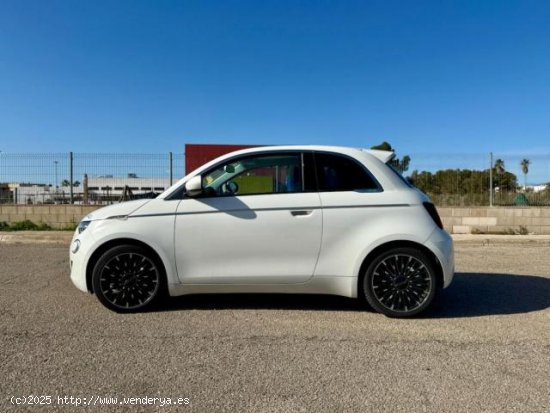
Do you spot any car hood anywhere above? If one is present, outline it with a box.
[82,199,151,221]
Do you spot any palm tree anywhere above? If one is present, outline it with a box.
[492,159,506,202]
[520,159,530,191]
[62,179,80,187]
[494,159,505,175]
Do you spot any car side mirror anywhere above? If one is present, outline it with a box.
[184,175,203,197]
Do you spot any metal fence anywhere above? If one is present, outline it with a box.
[0,152,185,205]
[0,151,548,206]
[405,152,550,206]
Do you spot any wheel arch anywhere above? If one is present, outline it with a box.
[85,238,167,294]
[357,240,444,299]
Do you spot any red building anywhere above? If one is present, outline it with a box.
[185,144,260,175]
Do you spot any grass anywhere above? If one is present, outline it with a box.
[0,220,76,231]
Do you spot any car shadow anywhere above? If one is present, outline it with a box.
[195,196,257,219]
[429,272,550,318]
[156,293,363,313]
[154,272,550,318]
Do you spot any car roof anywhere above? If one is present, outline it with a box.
[211,145,395,163]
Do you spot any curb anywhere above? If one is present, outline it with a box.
[452,234,550,244]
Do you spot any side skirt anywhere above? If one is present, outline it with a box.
[167,276,357,299]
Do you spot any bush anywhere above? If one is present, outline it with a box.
[0,220,53,231]
[9,220,39,230]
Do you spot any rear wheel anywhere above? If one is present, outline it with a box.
[92,244,165,312]
[362,247,438,317]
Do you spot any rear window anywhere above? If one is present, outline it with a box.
[315,153,380,192]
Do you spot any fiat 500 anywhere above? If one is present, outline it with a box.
[70,146,454,317]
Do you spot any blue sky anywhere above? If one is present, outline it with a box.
[1,0,549,164]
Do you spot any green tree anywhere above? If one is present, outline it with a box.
[520,159,530,190]
[409,168,518,195]
[370,141,411,173]
[370,141,393,151]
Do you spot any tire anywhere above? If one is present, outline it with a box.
[362,247,438,318]
[92,244,165,313]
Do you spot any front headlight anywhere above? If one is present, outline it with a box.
[77,220,91,234]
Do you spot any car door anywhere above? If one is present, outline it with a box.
[174,151,322,284]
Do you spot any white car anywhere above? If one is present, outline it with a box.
[70,146,454,317]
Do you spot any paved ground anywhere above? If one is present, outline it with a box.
[0,239,549,412]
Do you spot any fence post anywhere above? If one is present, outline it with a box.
[169,152,173,186]
[489,152,493,207]
[83,174,88,205]
[69,152,74,204]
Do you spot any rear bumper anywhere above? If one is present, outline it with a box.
[425,228,454,288]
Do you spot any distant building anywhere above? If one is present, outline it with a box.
[528,184,548,193]
[8,183,70,204]
[84,176,171,203]
[5,176,171,205]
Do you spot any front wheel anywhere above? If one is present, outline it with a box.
[92,245,165,312]
[362,247,438,318]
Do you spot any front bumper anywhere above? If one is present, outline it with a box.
[69,228,94,293]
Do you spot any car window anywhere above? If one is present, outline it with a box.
[315,152,380,192]
[202,153,303,196]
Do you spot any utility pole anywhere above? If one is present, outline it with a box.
[54,160,59,189]
[169,152,173,186]
[489,152,493,207]
[69,152,74,204]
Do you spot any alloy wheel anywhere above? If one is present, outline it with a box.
[370,254,433,313]
[98,252,160,310]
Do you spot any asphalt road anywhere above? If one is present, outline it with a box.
[1,240,549,412]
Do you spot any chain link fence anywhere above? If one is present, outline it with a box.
[0,152,184,205]
[406,153,550,206]
[0,151,548,206]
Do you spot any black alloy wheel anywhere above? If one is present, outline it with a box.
[363,247,438,317]
[92,245,164,312]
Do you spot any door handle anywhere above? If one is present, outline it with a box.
[290,210,313,217]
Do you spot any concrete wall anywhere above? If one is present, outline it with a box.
[1,204,550,234]
[439,207,550,235]
[0,205,100,229]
